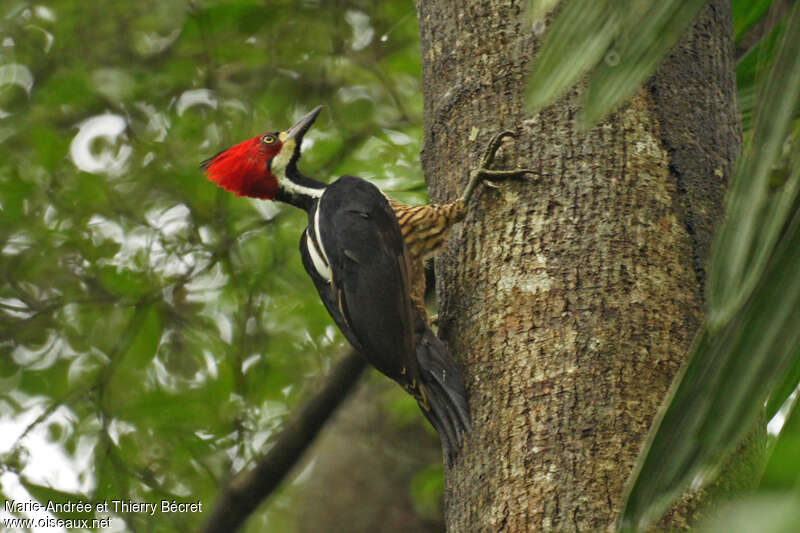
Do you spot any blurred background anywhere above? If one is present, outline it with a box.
[0,0,797,532]
[0,1,443,531]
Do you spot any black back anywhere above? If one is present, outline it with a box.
[299,176,420,387]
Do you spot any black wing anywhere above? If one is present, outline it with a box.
[299,175,420,388]
[299,175,472,461]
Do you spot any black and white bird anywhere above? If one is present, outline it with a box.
[202,106,532,460]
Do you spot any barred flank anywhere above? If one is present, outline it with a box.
[386,197,467,307]
[388,198,465,262]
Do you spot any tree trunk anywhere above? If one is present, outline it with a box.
[416,1,751,531]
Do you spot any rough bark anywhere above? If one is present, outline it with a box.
[416,1,752,531]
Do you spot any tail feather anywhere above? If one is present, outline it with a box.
[415,319,472,463]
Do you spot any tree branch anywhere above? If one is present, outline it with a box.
[200,350,367,533]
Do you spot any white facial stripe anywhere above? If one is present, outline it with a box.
[272,137,324,199]
[271,138,294,177]
[306,230,332,282]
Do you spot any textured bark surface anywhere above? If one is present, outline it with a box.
[416,1,746,531]
[646,1,742,290]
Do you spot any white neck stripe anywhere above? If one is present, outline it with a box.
[281,179,324,199]
[306,230,332,282]
[270,139,324,200]
[313,196,332,267]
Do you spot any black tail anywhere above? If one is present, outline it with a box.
[414,318,472,464]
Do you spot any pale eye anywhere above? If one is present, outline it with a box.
[261,134,277,145]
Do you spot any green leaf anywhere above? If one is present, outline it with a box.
[95,265,151,299]
[707,4,800,326]
[697,493,800,533]
[123,304,163,366]
[736,13,784,105]
[760,397,800,491]
[193,2,269,34]
[525,0,631,111]
[765,342,800,421]
[525,0,710,124]
[583,0,707,124]
[732,0,775,42]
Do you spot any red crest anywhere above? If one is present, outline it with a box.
[201,136,282,199]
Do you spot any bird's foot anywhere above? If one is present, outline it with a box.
[460,130,537,204]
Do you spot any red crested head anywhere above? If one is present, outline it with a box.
[201,106,323,202]
[201,133,282,199]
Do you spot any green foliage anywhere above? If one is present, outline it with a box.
[761,397,800,491]
[708,12,800,325]
[409,463,444,520]
[697,493,800,533]
[0,1,428,531]
[732,0,776,40]
[525,0,707,124]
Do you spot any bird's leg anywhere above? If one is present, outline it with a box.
[460,130,537,205]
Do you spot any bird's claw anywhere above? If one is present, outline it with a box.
[460,131,537,204]
[480,130,517,169]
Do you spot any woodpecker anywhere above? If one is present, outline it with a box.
[201,106,532,461]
